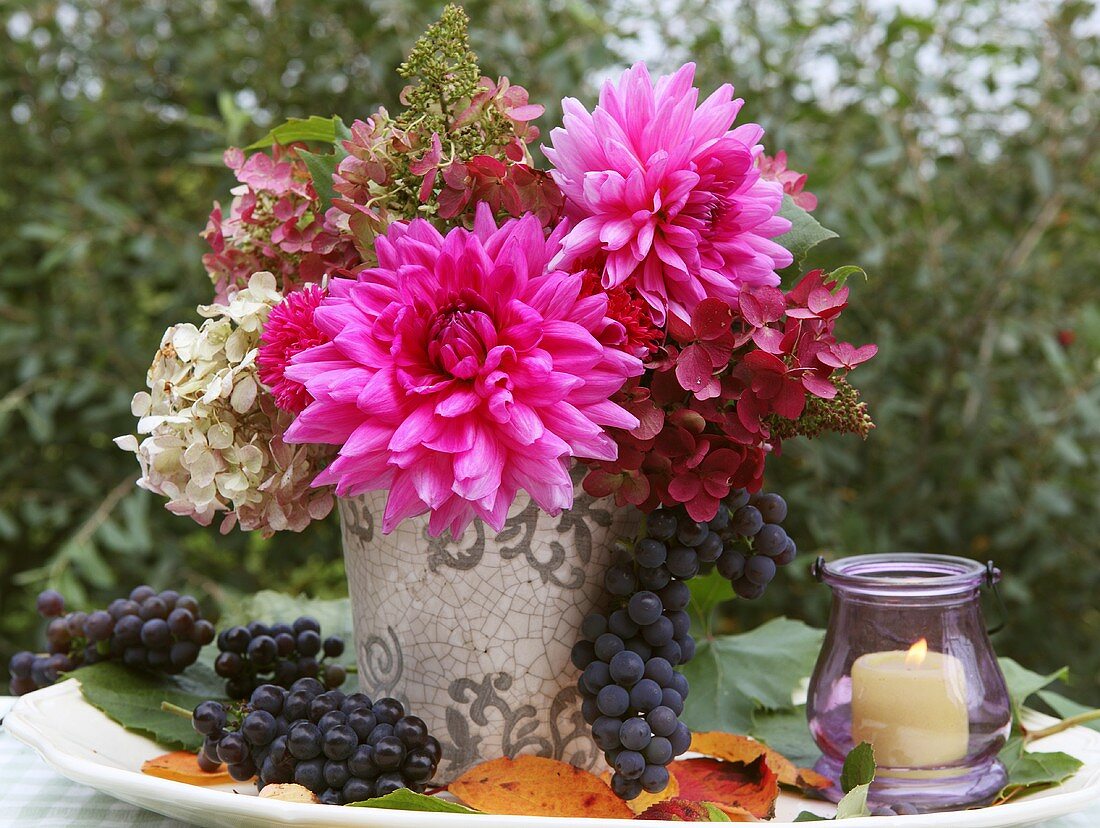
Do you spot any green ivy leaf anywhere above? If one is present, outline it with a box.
[998,657,1069,723]
[297,149,338,210]
[246,115,345,149]
[998,737,1083,803]
[686,570,735,637]
[75,662,226,751]
[793,811,829,822]
[835,783,872,819]
[774,195,838,269]
[680,617,823,733]
[1038,690,1100,732]
[749,705,821,767]
[701,802,732,822]
[825,265,868,291]
[220,590,353,643]
[839,742,875,793]
[348,789,480,813]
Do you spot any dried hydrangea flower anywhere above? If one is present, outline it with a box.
[115,272,335,536]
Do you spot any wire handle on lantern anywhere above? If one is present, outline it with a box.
[985,560,1007,635]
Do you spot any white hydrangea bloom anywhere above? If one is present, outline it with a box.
[115,272,335,536]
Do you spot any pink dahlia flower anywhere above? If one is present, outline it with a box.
[283,206,643,537]
[258,284,329,414]
[544,62,794,325]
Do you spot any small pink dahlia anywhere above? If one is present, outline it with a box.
[283,206,643,537]
[258,284,329,414]
[544,62,794,325]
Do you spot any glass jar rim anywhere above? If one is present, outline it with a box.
[817,553,990,596]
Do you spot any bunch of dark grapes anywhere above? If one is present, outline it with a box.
[214,617,349,700]
[573,488,797,800]
[8,586,214,695]
[193,680,442,804]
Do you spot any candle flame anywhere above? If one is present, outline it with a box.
[906,637,929,667]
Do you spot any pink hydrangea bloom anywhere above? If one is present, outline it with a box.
[258,284,329,414]
[545,62,793,325]
[283,206,643,537]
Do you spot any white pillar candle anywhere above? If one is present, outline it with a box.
[850,638,969,768]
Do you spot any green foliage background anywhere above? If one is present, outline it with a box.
[2,0,1098,702]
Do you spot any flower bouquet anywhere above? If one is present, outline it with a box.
[117,4,875,795]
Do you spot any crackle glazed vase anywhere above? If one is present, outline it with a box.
[338,485,638,782]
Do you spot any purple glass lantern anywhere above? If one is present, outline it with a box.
[806,553,1012,811]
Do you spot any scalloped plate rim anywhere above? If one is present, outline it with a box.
[5,679,1100,827]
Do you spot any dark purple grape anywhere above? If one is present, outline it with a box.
[580,613,608,641]
[372,697,404,725]
[139,596,168,621]
[322,636,344,658]
[84,610,114,641]
[593,633,624,663]
[644,735,673,765]
[635,538,668,568]
[36,589,65,618]
[731,505,764,536]
[608,609,639,639]
[192,701,227,735]
[9,650,34,679]
[641,763,670,792]
[643,657,674,687]
[614,749,645,779]
[241,710,277,747]
[752,492,788,524]
[627,591,662,626]
[322,724,358,761]
[129,585,156,603]
[323,663,347,689]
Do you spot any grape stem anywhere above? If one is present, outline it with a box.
[160,700,193,720]
[1023,708,1100,742]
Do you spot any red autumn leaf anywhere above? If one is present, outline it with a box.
[669,755,779,820]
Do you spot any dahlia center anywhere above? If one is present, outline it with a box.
[426,294,496,381]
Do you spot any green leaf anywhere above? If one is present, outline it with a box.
[75,662,226,751]
[686,570,735,637]
[998,657,1069,722]
[348,789,480,813]
[246,115,344,149]
[793,811,829,822]
[835,783,872,819]
[774,194,838,268]
[1038,690,1100,732]
[701,802,732,822]
[750,705,821,767]
[998,737,1083,803]
[219,590,353,643]
[839,742,875,792]
[297,149,338,209]
[680,617,823,733]
[826,265,868,290]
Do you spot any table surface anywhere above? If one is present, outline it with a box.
[1,697,1098,827]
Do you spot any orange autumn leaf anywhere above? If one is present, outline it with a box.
[141,751,234,786]
[690,731,829,793]
[600,767,681,814]
[449,755,633,819]
[669,755,779,820]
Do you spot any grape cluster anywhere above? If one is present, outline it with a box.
[193,680,442,804]
[573,488,797,799]
[8,587,214,695]
[214,617,348,700]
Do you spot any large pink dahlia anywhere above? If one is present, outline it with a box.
[544,62,794,325]
[283,206,643,537]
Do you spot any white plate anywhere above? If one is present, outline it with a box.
[6,679,1100,827]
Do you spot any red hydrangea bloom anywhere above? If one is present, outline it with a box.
[258,284,329,414]
[283,206,643,537]
[758,151,818,211]
[203,146,359,301]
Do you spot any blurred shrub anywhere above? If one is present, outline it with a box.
[2,0,1098,704]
